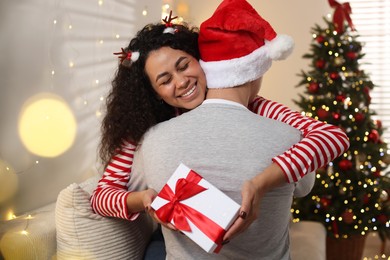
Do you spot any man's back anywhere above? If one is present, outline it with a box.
[132,101,301,259]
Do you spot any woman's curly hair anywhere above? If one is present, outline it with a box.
[99,22,200,166]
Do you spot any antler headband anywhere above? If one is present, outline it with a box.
[113,48,140,67]
[162,10,178,34]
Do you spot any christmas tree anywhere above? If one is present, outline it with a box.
[291,2,390,243]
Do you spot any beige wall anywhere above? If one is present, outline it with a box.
[178,0,332,110]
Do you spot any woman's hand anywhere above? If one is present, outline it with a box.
[145,205,178,231]
[223,163,286,243]
[141,188,158,209]
[142,189,178,231]
[223,179,261,242]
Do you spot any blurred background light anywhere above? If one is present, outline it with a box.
[18,93,77,158]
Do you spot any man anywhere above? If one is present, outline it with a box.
[132,0,304,258]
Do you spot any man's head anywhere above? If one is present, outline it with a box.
[198,0,294,89]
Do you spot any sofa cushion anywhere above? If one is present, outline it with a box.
[55,176,154,260]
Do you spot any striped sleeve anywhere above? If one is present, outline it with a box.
[249,96,350,183]
[90,140,139,220]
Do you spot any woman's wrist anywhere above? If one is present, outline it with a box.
[126,189,153,213]
[251,163,286,195]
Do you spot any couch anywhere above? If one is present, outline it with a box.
[0,176,326,260]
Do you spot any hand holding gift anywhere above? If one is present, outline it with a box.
[151,163,240,253]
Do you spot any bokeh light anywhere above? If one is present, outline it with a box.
[18,93,77,157]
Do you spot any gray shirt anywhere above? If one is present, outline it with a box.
[132,100,301,260]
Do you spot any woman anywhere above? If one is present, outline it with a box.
[90,19,348,225]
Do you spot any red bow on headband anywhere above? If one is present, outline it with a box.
[328,0,355,33]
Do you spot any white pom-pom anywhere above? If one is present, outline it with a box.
[131,51,140,62]
[163,27,175,34]
[265,34,294,60]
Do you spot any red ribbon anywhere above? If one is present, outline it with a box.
[328,0,355,33]
[155,170,226,253]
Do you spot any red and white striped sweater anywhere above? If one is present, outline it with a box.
[90,96,349,220]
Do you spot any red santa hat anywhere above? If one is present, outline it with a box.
[198,0,294,88]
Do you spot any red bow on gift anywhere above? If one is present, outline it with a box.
[155,170,225,253]
[328,0,355,33]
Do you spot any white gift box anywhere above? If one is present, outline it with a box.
[151,163,240,253]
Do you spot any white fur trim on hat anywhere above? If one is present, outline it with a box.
[265,34,294,60]
[200,46,272,89]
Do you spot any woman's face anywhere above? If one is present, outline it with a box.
[145,47,207,110]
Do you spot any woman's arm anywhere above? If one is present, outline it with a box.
[249,96,350,182]
[90,140,139,220]
[225,96,349,241]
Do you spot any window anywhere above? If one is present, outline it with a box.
[349,0,390,142]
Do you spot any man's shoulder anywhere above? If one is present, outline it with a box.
[142,111,196,141]
[246,112,302,139]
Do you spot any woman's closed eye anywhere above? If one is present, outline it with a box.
[160,76,172,86]
[155,71,171,86]
[177,62,189,72]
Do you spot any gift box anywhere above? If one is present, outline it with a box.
[151,163,240,253]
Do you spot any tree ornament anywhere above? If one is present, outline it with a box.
[377,214,388,224]
[336,94,346,102]
[308,82,320,93]
[341,210,355,224]
[316,35,325,44]
[317,108,329,120]
[332,112,340,121]
[330,72,339,80]
[374,119,382,129]
[338,159,353,171]
[354,112,365,124]
[320,197,331,209]
[346,51,357,59]
[328,0,355,33]
[373,170,381,178]
[316,59,326,69]
[368,129,379,143]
